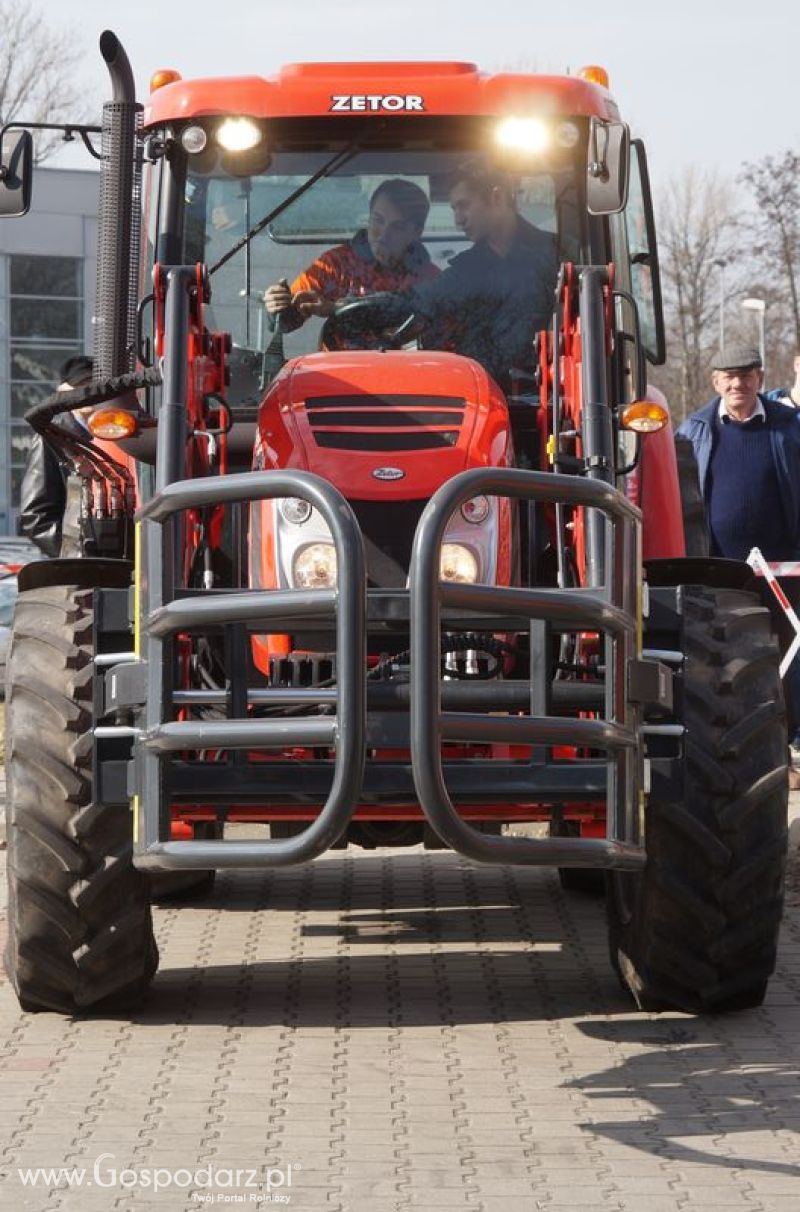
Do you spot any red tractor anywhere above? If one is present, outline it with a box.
[0,35,787,1016]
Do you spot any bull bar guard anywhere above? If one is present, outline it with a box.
[132,469,366,869]
[410,467,646,870]
[118,467,648,872]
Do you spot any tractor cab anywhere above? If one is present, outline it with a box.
[151,111,574,402]
[140,61,659,416]
[139,62,663,599]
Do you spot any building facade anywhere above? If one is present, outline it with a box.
[0,168,99,535]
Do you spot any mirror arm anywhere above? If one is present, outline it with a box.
[588,121,610,180]
[0,120,103,170]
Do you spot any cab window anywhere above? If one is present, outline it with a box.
[624,141,665,365]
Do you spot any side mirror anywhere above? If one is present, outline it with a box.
[0,129,33,217]
[586,118,630,215]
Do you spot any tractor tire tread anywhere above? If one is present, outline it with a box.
[3,583,158,1015]
[609,586,787,1014]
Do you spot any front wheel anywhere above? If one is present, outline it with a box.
[4,584,158,1014]
[608,585,787,1013]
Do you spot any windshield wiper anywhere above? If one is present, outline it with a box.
[208,140,362,277]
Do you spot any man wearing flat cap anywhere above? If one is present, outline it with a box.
[677,345,800,563]
[677,345,800,761]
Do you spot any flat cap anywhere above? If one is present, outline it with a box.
[711,345,763,372]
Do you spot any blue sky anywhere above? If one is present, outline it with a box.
[36,0,799,190]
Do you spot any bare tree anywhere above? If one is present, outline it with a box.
[653,168,742,420]
[740,150,800,376]
[0,2,96,163]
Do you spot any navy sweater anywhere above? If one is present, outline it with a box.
[707,413,791,560]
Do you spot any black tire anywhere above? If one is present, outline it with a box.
[148,870,216,901]
[552,821,606,895]
[675,436,710,557]
[608,586,787,1013]
[3,584,158,1014]
[148,823,220,901]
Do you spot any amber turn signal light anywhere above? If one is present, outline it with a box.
[87,408,139,440]
[578,65,610,88]
[620,401,670,434]
[150,69,182,92]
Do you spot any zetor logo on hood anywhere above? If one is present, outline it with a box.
[330,95,425,112]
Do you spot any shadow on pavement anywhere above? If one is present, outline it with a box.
[570,1018,800,1177]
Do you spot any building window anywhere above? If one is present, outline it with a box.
[6,254,84,513]
[9,256,82,298]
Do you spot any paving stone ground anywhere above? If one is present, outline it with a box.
[0,800,798,1211]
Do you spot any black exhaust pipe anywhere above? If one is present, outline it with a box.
[94,31,142,378]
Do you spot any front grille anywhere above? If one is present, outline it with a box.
[349,498,427,587]
[313,431,459,450]
[305,393,465,452]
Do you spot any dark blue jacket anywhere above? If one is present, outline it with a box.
[411,216,558,387]
[676,395,800,557]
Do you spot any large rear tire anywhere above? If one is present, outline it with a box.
[3,585,158,1014]
[608,585,787,1013]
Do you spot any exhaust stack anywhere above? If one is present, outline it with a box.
[93,31,142,379]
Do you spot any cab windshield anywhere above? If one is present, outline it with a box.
[147,124,586,407]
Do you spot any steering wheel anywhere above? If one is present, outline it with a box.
[320,292,418,351]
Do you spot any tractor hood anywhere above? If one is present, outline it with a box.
[255,349,512,497]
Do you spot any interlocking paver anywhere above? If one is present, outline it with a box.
[0,820,798,1212]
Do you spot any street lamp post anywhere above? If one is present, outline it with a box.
[741,297,767,380]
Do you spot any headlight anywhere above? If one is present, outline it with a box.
[217,117,262,152]
[181,124,208,154]
[556,121,581,149]
[293,543,338,589]
[440,543,479,583]
[460,495,490,525]
[279,497,312,525]
[495,117,550,153]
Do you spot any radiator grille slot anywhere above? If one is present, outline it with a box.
[305,393,466,451]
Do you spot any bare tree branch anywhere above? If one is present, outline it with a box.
[0,1,98,163]
[738,151,800,381]
[654,167,742,420]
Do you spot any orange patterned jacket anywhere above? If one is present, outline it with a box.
[280,229,439,348]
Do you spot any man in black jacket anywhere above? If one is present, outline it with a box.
[411,164,559,388]
[17,355,94,557]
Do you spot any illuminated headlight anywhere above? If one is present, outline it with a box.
[495,117,549,153]
[440,543,479,584]
[217,117,262,152]
[181,125,208,154]
[460,495,490,525]
[293,543,338,588]
[279,497,312,525]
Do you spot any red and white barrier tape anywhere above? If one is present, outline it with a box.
[747,547,800,677]
[753,560,800,577]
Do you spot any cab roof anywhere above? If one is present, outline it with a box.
[144,62,620,126]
